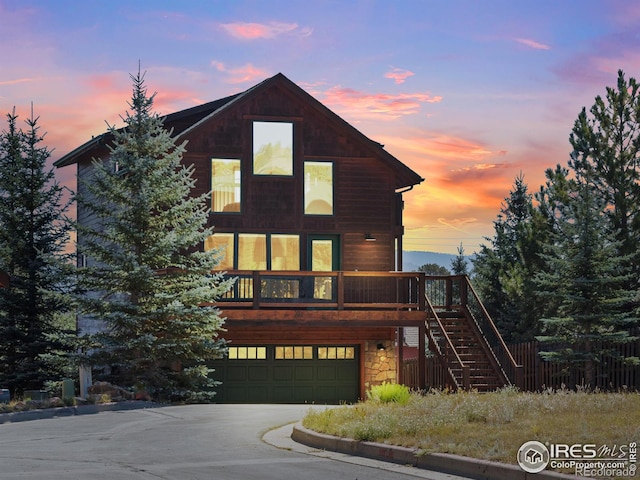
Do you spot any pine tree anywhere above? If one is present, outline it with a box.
[568,69,640,284]
[0,109,75,397]
[76,71,233,402]
[535,169,638,386]
[450,243,468,275]
[472,174,548,342]
[418,263,450,275]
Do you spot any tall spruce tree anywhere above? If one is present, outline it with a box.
[568,70,640,284]
[76,71,233,402]
[450,243,469,275]
[472,174,548,342]
[0,109,75,397]
[535,169,638,386]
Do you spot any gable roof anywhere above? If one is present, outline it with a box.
[54,73,423,189]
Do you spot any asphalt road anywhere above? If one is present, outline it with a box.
[0,404,467,480]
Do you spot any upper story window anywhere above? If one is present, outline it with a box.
[212,158,241,212]
[253,121,293,176]
[304,161,333,215]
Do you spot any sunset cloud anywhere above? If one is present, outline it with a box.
[385,68,415,84]
[515,38,551,50]
[378,133,495,162]
[220,21,312,40]
[210,61,269,84]
[0,77,35,86]
[322,87,442,119]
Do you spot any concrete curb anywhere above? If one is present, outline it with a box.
[292,424,578,480]
[0,401,159,424]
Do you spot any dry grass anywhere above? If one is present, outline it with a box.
[302,387,640,468]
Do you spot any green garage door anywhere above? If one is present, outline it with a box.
[210,345,359,404]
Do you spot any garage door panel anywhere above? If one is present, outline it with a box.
[337,364,358,380]
[317,365,336,380]
[248,366,269,381]
[273,366,293,381]
[227,366,247,381]
[293,386,314,402]
[294,366,314,381]
[210,345,359,404]
[272,386,294,403]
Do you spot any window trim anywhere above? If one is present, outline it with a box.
[304,160,334,216]
[206,233,301,271]
[211,158,242,214]
[252,121,294,177]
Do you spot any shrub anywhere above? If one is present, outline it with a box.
[366,382,411,404]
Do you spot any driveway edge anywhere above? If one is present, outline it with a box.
[291,423,577,480]
[0,401,158,424]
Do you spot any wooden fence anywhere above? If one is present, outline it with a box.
[403,333,640,391]
[508,335,640,391]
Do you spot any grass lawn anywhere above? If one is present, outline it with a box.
[302,387,640,475]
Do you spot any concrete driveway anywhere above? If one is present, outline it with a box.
[0,404,467,480]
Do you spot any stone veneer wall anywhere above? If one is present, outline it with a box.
[363,340,397,390]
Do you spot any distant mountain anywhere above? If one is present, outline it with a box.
[402,250,475,273]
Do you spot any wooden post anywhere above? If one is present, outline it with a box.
[252,271,260,309]
[337,272,344,310]
[418,323,426,391]
[397,327,404,385]
[460,276,468,306]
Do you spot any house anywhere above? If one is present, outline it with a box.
[55,73,520,403]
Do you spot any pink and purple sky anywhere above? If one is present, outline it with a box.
[2,1,639,254]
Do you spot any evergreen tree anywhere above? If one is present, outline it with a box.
[535,169,638,386]
[568,70,640,283]
[76,71,233,402]
[418,263,450,275]
[472,174,548,342]
[450,243,468,275]
[0,109,75,397]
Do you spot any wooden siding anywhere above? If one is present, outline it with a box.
[181,81,402,272]
[223,326,395,344]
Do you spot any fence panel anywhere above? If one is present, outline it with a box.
[508,334,640,391]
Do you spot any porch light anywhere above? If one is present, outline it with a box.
[365,233,376,241]
[377,343,385,351]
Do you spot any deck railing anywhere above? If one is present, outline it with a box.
[463,277,523,388]
[423,275,523,388]
[423,294,470,389]
[218,270,426,310]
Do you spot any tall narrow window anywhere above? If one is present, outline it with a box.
[270,234,300,270]
[238,234,267,270]
[253,122,293,175]
[204,233,234,270]
[212,158,241,212]
[304,161,333,215]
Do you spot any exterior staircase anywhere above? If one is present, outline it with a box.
[420,275,522,391]
[426,310,505,391]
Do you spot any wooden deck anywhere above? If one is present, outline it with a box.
[215,271,523,391]
[217,270,426,325]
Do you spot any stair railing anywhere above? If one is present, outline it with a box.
[424,294,470,389]
[462,276,523,388]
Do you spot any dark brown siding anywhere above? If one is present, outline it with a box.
[181,81,402,272]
